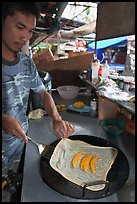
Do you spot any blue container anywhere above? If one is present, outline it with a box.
[100,119,126,136]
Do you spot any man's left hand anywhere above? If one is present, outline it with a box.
[53,120,75,139]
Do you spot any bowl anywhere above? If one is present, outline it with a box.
[57,85,80,100]
[100,119,126,136]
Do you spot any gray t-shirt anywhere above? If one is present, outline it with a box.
[2,52,46,165]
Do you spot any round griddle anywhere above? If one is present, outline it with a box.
[40,135,129,199]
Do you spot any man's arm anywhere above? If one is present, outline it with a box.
[2,114,28,143]
[38,91,62,122]
[38,91,75,138]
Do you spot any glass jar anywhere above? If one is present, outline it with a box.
[118,76,124,90]
[129,82,135,92]
[123,81,130,92]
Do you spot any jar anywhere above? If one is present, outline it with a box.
[123,81,130,92]
[118,78,124,90]
[123,76,134,92]
[129,82,135,92]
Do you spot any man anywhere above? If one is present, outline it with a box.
[2,2,75,200]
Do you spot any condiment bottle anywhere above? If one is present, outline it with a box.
[98,64,103,77]
[83,70,87,80]
[102,60,110,79]
[90,92,98,110]
[91,55,100,84]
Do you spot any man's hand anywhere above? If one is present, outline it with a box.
[53,119,75,139]
[38,91,75,138]
[2,114,28,143]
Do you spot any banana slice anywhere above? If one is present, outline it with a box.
[72,151,84,168]
[90,156,100,174]
[83,154,93,172]
[80,154,88,170]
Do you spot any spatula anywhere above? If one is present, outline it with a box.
[27,136,55,158]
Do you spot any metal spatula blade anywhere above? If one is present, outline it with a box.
[27,136,54,157]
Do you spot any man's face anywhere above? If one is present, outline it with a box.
[2,11,36,53]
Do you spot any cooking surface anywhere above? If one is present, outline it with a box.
[21,93,135,202]
[40,135,129,199]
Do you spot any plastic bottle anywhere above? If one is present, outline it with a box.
[90,92,98,111]
[98,64,103,77]
[90,98,97,110]
[102,60,110,79]
[83,70,87,79]
[91,54,100,84]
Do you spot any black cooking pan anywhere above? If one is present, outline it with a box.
[40,135,129,199]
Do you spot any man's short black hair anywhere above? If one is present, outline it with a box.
[2,2,40,21]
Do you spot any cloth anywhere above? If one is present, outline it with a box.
[2,51,46,172]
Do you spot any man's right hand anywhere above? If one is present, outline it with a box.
[2,114,28,143]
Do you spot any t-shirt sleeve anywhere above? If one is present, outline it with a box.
[29,58,46,93]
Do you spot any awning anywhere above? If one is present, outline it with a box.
[88,36,127,50]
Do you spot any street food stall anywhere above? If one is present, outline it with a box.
[20,2,135,202]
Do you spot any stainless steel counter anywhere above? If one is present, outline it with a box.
[21,94,135,202]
